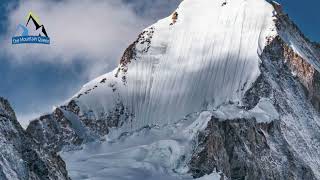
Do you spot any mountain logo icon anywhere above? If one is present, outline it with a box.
[12,12,50,45]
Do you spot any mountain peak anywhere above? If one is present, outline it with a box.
[71,0,278,130]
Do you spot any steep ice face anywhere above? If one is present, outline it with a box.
[73,0,277,130]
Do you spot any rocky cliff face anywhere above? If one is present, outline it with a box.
[0,97,69,180]
[26,98,133,152]
[189,118,316,180]
[271,4,320,112]
[282,41,320,111]
[188,35,320,180]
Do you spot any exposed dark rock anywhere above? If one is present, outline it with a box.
[243,74,272,109]
[116,27,154,84]
[100,78,107,83]
[221,2,227,7]
[170,12,178,25]
[27,99,134,152]
[0,97,70,180]
[189,117,315,180]
[27,108,84,152]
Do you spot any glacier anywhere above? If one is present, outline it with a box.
[61,111,222,180]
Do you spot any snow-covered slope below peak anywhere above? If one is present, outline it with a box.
[72,0,277,131]
[62,109,257,180]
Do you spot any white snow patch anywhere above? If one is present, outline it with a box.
[61,111,225,180]
[213,98,279,123]
[250,98,279,123]
[196,172,222,180]
[183,111,212,141]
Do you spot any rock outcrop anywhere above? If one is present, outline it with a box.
[272,5,320,112]
[189,118,315,180]
[188,20,320,179]
[0,97,69,180]
[26,98,134,152]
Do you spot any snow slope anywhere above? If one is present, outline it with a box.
[61,100,280,179]
[73,0,277,131]
[60,112,213,180]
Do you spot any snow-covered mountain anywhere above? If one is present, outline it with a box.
[0,97,69,180]
[22,0,320,179]
[72,0,277,130]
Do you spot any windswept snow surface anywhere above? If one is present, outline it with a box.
[61,102,278,179]
[61,111,219,180]
[73,0,277,131]
[213,98,279,123]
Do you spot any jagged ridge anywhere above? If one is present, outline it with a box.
[0,97,69,180]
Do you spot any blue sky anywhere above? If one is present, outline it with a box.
[277,0,320,42]
[0,0,319,127]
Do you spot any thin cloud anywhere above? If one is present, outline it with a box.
[1,0,149,78]
[1,0,181,78]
